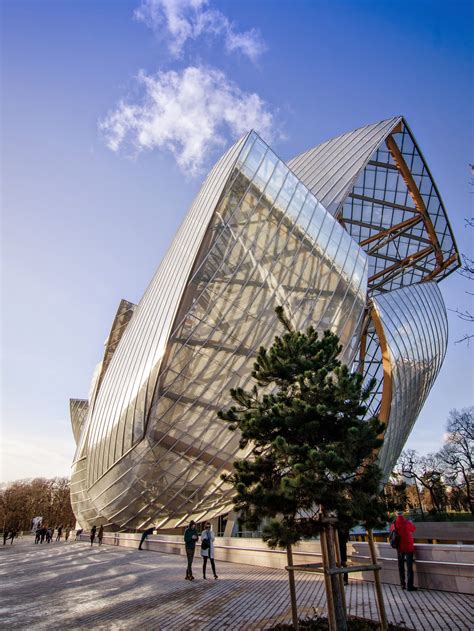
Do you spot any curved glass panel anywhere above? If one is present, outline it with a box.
[372,282,448,479]
[74,132,367,529]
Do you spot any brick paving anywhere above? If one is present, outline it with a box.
[1,537,472,630]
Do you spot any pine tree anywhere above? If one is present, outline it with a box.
[219,307,386,629]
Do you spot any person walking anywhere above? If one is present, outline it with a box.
[138,527,154,550]
[391,511,417,591]
[56,525,63,542]
[201,521,218,580]
[184,520,198,580]
[90,525,97,546]
[98,525,104,546]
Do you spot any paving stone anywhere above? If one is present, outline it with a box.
[1,537,472,630]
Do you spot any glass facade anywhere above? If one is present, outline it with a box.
[371,282,448,478]
[71,118,459,530]
[290,117,458,444]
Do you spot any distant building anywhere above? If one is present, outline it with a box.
[70,117,459,531]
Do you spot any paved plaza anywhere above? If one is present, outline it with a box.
[1,537,472,630]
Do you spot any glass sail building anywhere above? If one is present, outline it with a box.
[70,117,459,530]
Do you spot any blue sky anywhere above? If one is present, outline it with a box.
[1,0,473,482]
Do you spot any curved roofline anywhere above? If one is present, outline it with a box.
[292,115,403,158]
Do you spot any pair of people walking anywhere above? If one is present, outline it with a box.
[90,525,104,546]
[184,520,218,581]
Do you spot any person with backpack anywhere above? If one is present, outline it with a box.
[184,520,198,580]
[200,521,218,580]
[390,510,417,591]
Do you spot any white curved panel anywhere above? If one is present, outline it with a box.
[70,399,88,445]
[372,282,448,479]
[288,117,401,216]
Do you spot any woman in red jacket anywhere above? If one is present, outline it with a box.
[391,512,417,591]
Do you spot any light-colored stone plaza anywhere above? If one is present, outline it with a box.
[1,537,472,630]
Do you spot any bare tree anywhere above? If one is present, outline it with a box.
[452,165,474,343]
[396,450,448,516]
[0,477,76,532]
[438,408,474,513]
[395,450,426,519]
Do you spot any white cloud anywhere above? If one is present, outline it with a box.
[100,65,275,175]
[134,0,266,62]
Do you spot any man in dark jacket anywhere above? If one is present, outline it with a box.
[391,512,417,591]
[138,527,154,550]
[184,520,198,580]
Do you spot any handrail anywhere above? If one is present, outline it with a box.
[93,534,474,568]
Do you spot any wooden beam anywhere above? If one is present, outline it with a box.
[368,245,433,284]
[391,121,403,134]
[370,306,393,430]
[360,215,423,247]
[385,135,443,266]
[423,252,460,281]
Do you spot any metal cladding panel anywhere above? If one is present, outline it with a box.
[70,367,103,526]
[96,299,136,396]
[372,282,448,479]
[288,117,402,216]
[79,131,368,529]
[70,457,99,527]
[84,134,250,489]
[70,399,88,445]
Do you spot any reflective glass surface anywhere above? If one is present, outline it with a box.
[341,121,458,293]
[371,282,448,478]
[71,131,367,529]
[70,120,458,528]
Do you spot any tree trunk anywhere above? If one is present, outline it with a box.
[333,529,346,612]
[367,530,388,631]
[286,544,298,630]
[428,485,440,513]
[320,527,336,631]
[460,465,474,514]
[414,480,425,520]
[326,525,348,631]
